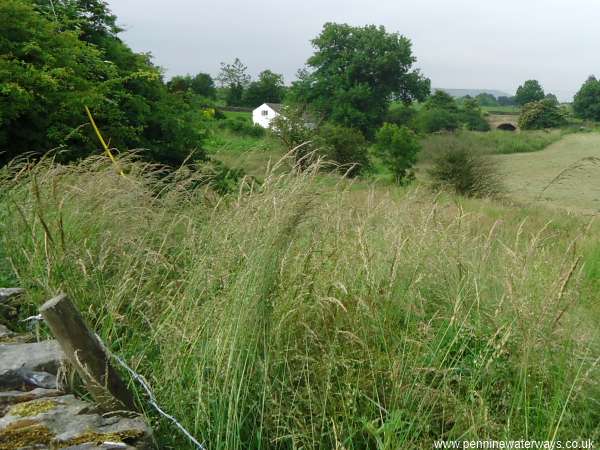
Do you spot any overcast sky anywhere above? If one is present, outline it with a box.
[107,0,599,101]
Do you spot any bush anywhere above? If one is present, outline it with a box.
[428,147,502,197]
[459,110,491,131]
[219,117,265,137]
[415,108,460,133]
[385,104,417,127]
[374,123,420,184]
[518,99,567,130]
[315,123,370,176]
[270,105,318,168]
[195,159,246,194]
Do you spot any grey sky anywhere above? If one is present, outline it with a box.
[107,0,599,101]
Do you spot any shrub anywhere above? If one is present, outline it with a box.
[415,108,460,133]
[315,123,370,176]
[518,99,567,130]
[460,110,491,131]
[385,104,418,127]
[270,105,317,167]
[219,117,265,137]
[428,147,502,197]
[374,123,420,184]
[195,159,246,194]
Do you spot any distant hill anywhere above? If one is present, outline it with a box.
[434,88,512,98]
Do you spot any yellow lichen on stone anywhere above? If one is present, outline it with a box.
[0,421,54,450]
[9,399,58,417]
[55,429,145,447]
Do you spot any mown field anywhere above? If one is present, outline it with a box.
[495,132,600,213]
[1,123,599,448]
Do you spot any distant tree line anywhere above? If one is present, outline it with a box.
[6,0,600,189]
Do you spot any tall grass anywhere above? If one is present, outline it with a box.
[0,155,598,449]
[420,130,568,162]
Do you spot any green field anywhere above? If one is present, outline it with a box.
[495,132,600,212]
[482,105,521,114]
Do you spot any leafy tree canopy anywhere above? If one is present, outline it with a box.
[242,70,285,107]
[497,96,517,107]
[0,0,207,165]
[289,23,430,135]
[475,93,497,107]
[544,93,559,105]
[167,73,216,98]
[217,58,250,106]
[424,90,458,112]
[518,99,566,130]
[573,76,600,121]
[515,80,545,106]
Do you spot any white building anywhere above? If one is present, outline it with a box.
[252,103,282,129]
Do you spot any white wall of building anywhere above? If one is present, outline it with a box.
[252,104,280,129]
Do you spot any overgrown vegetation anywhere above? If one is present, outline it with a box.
[1,156,598,449]
[374,123,420,183]
[0,0,208,166]
[428,147,503,196]
[518,99,567,130]
[419,129,568,161]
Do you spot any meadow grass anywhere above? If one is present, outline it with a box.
[419,129,568,163]
[0,155,598,449]
[222,111,253,121]
[205,130,285,179]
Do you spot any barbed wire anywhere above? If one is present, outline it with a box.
[95,334,206,450]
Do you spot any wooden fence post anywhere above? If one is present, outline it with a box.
[40,293,136,411]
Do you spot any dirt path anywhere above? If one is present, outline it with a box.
[494,132,600,214]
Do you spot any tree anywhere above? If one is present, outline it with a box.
[460,98,490,131]
[34,0,122,44]
[270,105,316,167]
[242,70,285,107]
[518,99,566,130]
[573,76,600,121]
[217,58,250,106]
[415,109,459,133]
[424,90,458,112]
[544,93,559,105]
[497,96,516,107]
[289,23,430,136]
[475,93,497,107]
[0,0,207,166]
[374,123,420,184]
[167,73,216,98]
[385,104,417,128]
[515,80,545,106]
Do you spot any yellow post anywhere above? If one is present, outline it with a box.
[85,106,125,177]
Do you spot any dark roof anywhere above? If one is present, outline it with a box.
[265,103,283,113]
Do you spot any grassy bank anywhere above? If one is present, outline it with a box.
[1,156,598,449]
[419,129,568,163]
